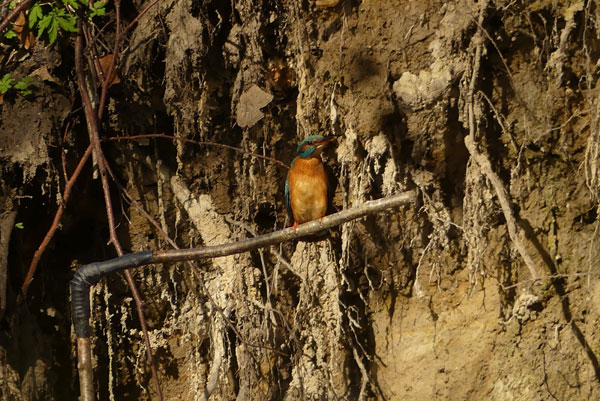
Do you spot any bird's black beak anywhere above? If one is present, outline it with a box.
[318,135,337,147]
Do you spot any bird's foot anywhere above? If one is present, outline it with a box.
[293,221,299,233]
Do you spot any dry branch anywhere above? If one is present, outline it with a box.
[76,338,94,401]
[21,144,94,294]
[75,22,164,401]
[97,0,160,119]
[105,133,290,169]
[71,190,417,399]
[152,190,417,263]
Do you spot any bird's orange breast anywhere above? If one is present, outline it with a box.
[288,156,328,224]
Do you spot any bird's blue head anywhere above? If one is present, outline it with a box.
[296,135,336,158]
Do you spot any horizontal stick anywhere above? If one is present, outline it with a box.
[152,190,418,263]
[70,190,417,339]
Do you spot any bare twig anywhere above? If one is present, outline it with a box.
[21,144,94,294]
[465,136,540,281]
[75,24,164,401]
[122,0,160,36]
[76,338,95,401]
[97,0,160,119]
[105,133,290,169]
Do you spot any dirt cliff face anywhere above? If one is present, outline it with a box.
[1,0,600,400]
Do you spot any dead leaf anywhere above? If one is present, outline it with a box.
[13,11,35,50]
[97,54,121,87]
[236,84,273,128]
[13,12,26,34]
[22,31,35,50]
[30,66,58,84]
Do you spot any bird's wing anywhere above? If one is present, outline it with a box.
[285,158,296,218]
[285,171,292,217]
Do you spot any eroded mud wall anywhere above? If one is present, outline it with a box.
[1,0,600,400]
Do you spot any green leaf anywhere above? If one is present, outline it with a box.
[15,222,24,229]
[0,74,15,94]
[14,77,34,91]
[90,7,105,17]
[57,15,77,32]
[48,17,58,44]
[90,8,104,17]
[37,14,52,37]
[62,0,79,9]
[9,0,16,9]
[28,3,43,28]
[89,1,106,18]
[4,30,17,39]
[93,1,106,10]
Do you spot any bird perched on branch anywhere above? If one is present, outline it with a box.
[285,135,337,232]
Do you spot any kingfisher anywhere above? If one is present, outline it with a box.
[285,135,337,232]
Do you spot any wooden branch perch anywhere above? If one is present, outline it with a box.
[70,190,417,397]
[152,190,417,262]
[72,190,417,334]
